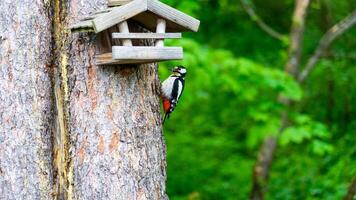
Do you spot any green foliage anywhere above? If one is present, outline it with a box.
[158,0,356,199]
[280,113,334,155]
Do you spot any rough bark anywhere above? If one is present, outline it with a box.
[66,1,168,199]
[52,0,73,199]
[0,0,167,199]
[0,0,54,199]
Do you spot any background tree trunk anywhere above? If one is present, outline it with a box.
[0,0,54,199]
[250,0,311,199]
[1,0,168,199]
[344,178,356,200]
[250,1,356,199]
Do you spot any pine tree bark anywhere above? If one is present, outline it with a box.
[0,0,54,199]
[1,0,168,199]
[56,0,168,199]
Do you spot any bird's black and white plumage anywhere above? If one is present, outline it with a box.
[161,66,186,124]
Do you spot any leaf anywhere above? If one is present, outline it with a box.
[280,77,303,101]
[280,126,311,146]
[311,140,334,155]
[247,117,281,148]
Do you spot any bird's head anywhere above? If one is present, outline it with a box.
[172,65,187,77]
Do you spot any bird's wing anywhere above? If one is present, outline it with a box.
[161,76,175,99]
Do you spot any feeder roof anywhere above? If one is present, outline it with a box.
[70,0,200,33]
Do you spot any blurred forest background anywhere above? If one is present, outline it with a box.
[158,0,356,199]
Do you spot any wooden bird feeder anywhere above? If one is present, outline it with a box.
[70,0,200,65]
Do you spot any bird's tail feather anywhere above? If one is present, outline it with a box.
[162,113,169,125]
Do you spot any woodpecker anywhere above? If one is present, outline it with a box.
[161,66,186,124]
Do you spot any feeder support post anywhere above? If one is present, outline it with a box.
[118,21,133,46]
[155,18,166,47]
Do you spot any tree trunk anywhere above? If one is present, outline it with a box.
[56,0,168,199]
[67,39,167,200]
[250,0,310,199]
[250,137,277,200]
[1,0,168,199]
[0,0,54,199]
[250,111,289,200]
[344,178,356,200]
[285,0,310,76]
[250,2,356,200]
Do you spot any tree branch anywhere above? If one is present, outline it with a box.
[250,109,290,200]
[326,52,356,60]
[343,178,356,200]
[240,0,285,41]
[285,0,310,76]
[298,10,356,83]
[250,136,277,200]
[250,1,310,199]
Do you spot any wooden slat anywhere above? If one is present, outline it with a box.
[108,0,133,7]
[95,53,180,65]
[112,46,183,60]
[131,12,182,32]
[112,32,181,39]
[69,20,94,32]
[92,0,147,33]
[94,8,114,14]
[80,11,109,21]
[95,53,126,65]
[69,11,109,32]
[147,0,200,32]
[73,0,200,33]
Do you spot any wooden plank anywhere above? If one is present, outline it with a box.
[95,53,180,65]
[131,12,181,32]
[112,46,183,60]
[95,31,112,53]
[69,11,109,32]
[112,33,181,39]
[96,53,123,65]
[92,0,147,33]
[108,0,133,7]
[155,19,166,47]
[80,8,114,21]
[147,0,200,32]
[69,20,94,32]
[93,8,114,15]
[118,21,133,46]
[73,0,200,33]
